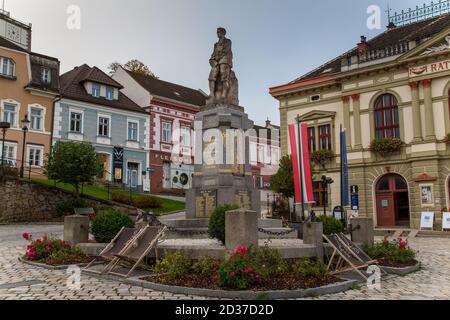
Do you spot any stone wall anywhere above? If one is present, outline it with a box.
[0,179,138,223]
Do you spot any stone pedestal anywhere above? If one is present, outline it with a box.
[350,218,374,247]
[302,222,324,261]
[225,209,258,254]
[64,215,89,246]
[186,104,261,218]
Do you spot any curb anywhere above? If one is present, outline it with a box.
[83,269,358,299]
[380,262,421,276]
[18,257,97,270]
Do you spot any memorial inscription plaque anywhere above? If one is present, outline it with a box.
[195,190,218,218]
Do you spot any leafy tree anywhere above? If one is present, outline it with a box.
[270,155,295,198]
[108,59,158,78]
[45,142,103,197]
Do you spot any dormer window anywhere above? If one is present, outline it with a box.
[42,68,51,84]
[106,87,114,100]
[92,83,100,97]
[0,57,15,77]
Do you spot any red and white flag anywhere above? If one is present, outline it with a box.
[288,123,314,205]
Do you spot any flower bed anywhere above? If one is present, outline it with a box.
[365,237,418,268]
[143,246,343,293]
[22,233,91,266]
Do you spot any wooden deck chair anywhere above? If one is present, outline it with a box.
[83,227,145,274]
[324,234,369,280]
[106,226,167,278]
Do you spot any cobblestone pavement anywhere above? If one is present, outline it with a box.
[1,224,450,300]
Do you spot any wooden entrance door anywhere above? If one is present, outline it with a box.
[375,174,409,227]
[376,193,395,227]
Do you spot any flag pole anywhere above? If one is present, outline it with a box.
[297,121,305,222]
[340,124,343,215]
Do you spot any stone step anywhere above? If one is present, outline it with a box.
[258,219,283,228]
[259,228,298,239]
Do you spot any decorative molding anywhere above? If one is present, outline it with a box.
[414,173,438,182]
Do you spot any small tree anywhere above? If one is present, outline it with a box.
[45,142,103,197]
[270,155,294,199]
[108,59,158,78]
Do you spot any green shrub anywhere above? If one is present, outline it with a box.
[192,256,220,276]
[294,258,327,277]
[370,138,403,157]
[111,192,161,209]
[154,252,191,280]
[216,245,267,290]
[317,215,344,235]
[55,197,87,217]
[365,238,416,264]
[311,149,335,166]
[91,210,134,243]
[256,246,289,276]
[208,205,239,244]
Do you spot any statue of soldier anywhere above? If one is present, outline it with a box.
[209,27,234,103]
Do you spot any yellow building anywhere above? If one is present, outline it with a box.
[270,13,450,230]
[0,11,59,177]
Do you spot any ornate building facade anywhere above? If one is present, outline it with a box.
[270,13,450,229]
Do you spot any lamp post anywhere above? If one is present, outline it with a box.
[0,122,11,176]
[20,115,30,178]
[321,175,334,217]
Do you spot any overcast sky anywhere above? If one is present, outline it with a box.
[4,0,416,125]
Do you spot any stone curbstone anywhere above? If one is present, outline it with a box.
[380,262,421,276]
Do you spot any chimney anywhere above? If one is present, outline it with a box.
[358,36,369,51]
[387,21,396,30]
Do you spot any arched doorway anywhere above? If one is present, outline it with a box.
[375,174,410,227]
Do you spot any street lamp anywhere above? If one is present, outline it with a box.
[20,115,30,178]
[321,175,334,217]
[0,122,11,175]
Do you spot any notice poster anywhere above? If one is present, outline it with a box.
[443,212,450,231]
[420,212,435,230]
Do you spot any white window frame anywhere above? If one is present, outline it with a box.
[162,121,172,143]
[181,126,191,147]
[97,113,111,138]
[0,141,17,162]
[0,57,15,77]
[41,68,51,84]
[27,145,44,168]
[92,83,101,98]
[127,119,139,142]
[1,99,20,128]
[69,109,84,134]
[106,86,114,101]
[28,104,46,132]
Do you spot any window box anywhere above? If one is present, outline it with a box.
[311,149,335,166]
[370,138,404,157]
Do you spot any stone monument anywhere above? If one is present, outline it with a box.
[186,27,260,218]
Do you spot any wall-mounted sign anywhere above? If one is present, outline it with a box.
[420,184,434,207]
[143,179,150,192]
[420,212,434,230]
[409,60,450,78]
[113,147,124,183]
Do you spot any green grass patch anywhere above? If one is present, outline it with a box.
[31,178,185,215]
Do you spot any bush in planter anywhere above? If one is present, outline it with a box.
[365,238,416,264]
[154,252,191,280]
[208,204,239,244]
[55,197,88,217]
[22,233,79,261]
[311,149,335,166]
[192,256,220,276]
[294,258,327,277]
[370,138,403,157]
[256,246,290,276]
[317,215,344,235]
[91,210,134,243]
[216,245,268,290]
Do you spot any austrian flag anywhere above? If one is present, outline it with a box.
[288,123,314,205]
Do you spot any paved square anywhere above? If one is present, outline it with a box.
[0,224,449,300]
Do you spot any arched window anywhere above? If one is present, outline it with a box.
[374,94,400,139]
[0,57,15,77]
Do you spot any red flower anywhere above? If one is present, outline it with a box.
[230,272,236,277]
[234,245,247,256]
[243,268,253,274]
[255,274,262,280]
[212,275,219,281]
[22,233,31,241]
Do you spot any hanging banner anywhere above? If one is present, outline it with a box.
[288,123,314,205]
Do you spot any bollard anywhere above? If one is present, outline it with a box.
[225,209,258,255]
[64,214,89,246]
[303,222,324,261]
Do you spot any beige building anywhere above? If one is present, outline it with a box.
[270,13,450,230]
